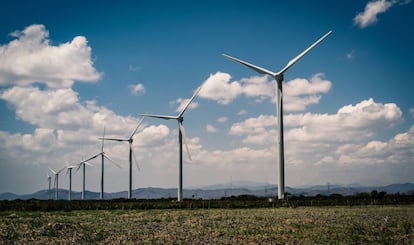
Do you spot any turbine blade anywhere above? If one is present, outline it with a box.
[83,153,100,162]
[129,116,145,139]
[74,164,82,175]
[101,126,106,152]
[48,167,57,175]
[103,153,122,169]
[177,80,207,118]
[278,30,332,75]
[141,113,177,120]
[84,161,93,166]
[131,146,140,171]
[179,123,192,161]
[57,166,66,174]
[222,54,276,77]
[53,176,57,188]
[99,137,127,142]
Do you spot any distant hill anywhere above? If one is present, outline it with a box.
[1,183,413,200]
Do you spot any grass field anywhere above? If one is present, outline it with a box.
[1,205,413,244]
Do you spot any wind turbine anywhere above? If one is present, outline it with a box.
[46,174,52,200]
[223,30,332,200]
[65,165,77,201]
[141,81,206,202]
[99,117,145,199]
[88,127,121,200]
[75,158,94,200]
[48,166,66,200]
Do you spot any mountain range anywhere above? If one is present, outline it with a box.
[1,182,413,200]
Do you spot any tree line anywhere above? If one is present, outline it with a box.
[1,191,413,211]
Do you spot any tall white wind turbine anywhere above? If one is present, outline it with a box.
[75,158,94,200]
[141,81,206,202]
[223,30,332,200]
[48,166,66,200]
[100,117,145,199]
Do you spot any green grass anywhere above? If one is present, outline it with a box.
[1,205,413,244]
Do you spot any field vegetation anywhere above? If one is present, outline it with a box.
[1,204,413,244]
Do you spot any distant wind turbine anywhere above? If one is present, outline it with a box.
[223,30,332,199]
[100,117,145,199]
[88,127,121,200]
[75,158,94,200]
[141,81,206,202]
[46,173,52,200]
[48,166,66,200]
[65,165,77,201]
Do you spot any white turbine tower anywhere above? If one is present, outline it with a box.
[223,30,332,200]
[75,158,94,200]
[100,117,145,199]
[48,166,65,200]
[65,165,77,201]
[88,127,121,200]
[46,174,52,200]
[141,81,206,202]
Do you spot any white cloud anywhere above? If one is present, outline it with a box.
[206,124,218,133]
[199,72,242,105]
[240,75,273,98]
[217,117,228,123]
[128,83,145,96]
[333,125,414,165]
[410,108,414,118]
[238,110,247,115]
[174,98,199,113]
[0,24,101,88]
[229,114,276,136]
[0,86,89,129]
[230,98,402,148]
[283,73,332,111]
[199,72,331,112]
[354,0,394,28]
[136,124,170,147]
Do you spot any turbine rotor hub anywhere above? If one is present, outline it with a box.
[275,73,284,83]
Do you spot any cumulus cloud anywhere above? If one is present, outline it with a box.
[199,72,331,111]
[283,73,332,111]
[174,98,199,113]
[206,124,218,133]
[198,72,242,105]
[230,114,276,136]
[230,98,402,147]
[240,75,273,100]
[135,124,170,147]
[0,24,101,88]
[217,117,228,123]
[354,0,395,28]
[0,86,89,129]
[333,125,414,165]
[128,83,145,96]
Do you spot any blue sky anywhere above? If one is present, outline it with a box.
[0,0,413,195]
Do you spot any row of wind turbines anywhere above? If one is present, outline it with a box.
[46,30,332,202]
